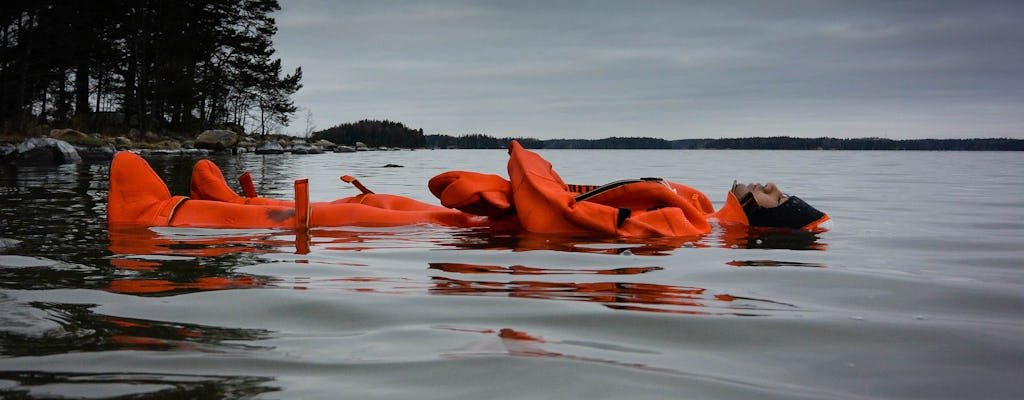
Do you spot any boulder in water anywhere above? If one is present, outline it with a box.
[6,138,82,165]
[289,141,324,154]
[255,141,285,154]
[313,139,337,150]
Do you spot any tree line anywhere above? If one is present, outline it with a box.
[671,137,1024,151]
[305,122,1024,151]
[544,137,672,149]
[1,0,302,137]
[421,134,1023,150]
[312,119,427,148]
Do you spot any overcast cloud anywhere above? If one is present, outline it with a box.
[272,0,1024,139]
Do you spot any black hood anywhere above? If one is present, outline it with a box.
[742,195,825,229]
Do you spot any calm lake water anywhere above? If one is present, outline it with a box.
[1,149,1022,399]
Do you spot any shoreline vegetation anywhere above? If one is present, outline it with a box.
[2,1,300,141]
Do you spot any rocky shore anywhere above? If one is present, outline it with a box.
[0,129,363,166]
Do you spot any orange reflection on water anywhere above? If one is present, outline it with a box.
[106,226,288,295]
[445,226,828,253]
[442,232,699,255]
[429,262,795,316]
[429,262,662,275]
[108,226,285,257]
[97,314,272,352]
[437,325,678,374]
[107,276,266,294]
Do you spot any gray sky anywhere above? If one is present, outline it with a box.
[272,0,1024,140]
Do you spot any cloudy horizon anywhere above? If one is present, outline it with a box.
[272,1,1024,140]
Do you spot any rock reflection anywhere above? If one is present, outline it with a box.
[0,255,99,291]
[0,302,273,357]
[429,262,797,316]
[0,371,278,399]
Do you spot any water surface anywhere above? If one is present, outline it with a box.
[1,149,1022,399]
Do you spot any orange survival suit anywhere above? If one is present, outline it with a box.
[107,151,484,229]
[428,140,829,237]
[109,142,828,236]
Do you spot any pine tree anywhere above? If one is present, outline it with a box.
[0,0,302,135]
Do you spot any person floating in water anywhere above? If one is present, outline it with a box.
[108,140,829,237]
[728,181,830,230]
[427,140,830,236]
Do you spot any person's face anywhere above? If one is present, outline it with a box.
[732,181,789,208]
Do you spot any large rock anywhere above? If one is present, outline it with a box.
[313,139,336,150]
[194,129,238,150]
[255,141,285,154]
[112,136,133,148]
[289,141,324,154]
[0,143,15,161]
[6,138,82,165]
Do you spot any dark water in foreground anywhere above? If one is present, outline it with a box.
[1,149,1022,399]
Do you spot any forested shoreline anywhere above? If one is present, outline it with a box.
[670,137,1024,151]
[422,134,1023,151]
[1,1,301,138]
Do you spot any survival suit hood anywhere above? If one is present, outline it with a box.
[740,194,828,230]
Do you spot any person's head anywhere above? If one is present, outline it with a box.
[731,181,828,230]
